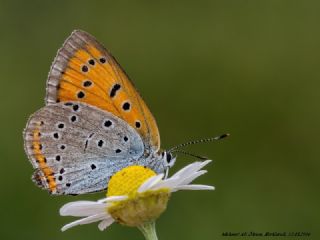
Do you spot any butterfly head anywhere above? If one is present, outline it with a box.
[161,151,176,169]
[158,150,176,179]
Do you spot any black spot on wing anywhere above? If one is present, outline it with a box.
[110,84,121,98]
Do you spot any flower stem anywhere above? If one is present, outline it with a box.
[138,221,158,240]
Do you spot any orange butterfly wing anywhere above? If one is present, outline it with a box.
[46,30,160,152]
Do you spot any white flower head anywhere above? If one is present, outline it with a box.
[60,160,214,232]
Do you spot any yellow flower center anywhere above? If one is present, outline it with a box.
[107,165,156,197]
[106,165,170,227]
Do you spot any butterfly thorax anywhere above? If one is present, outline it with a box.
[142,150,176,175]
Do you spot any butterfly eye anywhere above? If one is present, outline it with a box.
[166,153,172,163]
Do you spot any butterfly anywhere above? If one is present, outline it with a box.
[24,30,228,195]
[23,30,177,195]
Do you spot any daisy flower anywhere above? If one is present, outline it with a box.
[60,160,214,239]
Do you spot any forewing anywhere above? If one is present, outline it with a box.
[46,30,160,152]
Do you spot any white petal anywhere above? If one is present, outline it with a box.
[151,161,212,191]
[98,217,114,231]
[151,176,180,190]
[160,170,207,189]
[170,163,197,179]
[106,195,128,202]
[152,170,208,190]
[97,195,127,203]
[61,213,108,231]
[97,198,108,203]
[172,184,215,192]
[178,170,207,186]
[171,161,202,178]
[172,160,212,179]
[138,174,164,192]
[60,201,106,217]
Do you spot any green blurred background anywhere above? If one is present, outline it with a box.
[0,0,319,239]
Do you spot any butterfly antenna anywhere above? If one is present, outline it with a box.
[173,150,209,160]
[168,133,230,153]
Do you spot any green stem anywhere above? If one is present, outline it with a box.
[138,221,158,240]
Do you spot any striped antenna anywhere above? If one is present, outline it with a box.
[168,133,230,153]
[172,150,209,160]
